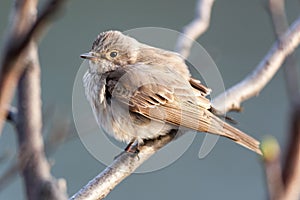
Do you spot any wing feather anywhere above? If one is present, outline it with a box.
[105,63,261,154]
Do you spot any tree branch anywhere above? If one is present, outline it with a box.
[175,0,215,59]
[212,16,300,113]
[0,0,65,134]
[0,0,67,199]
[16,41,67,199]
[281,103,300,200]
[70,133,176,200]
[265,1,300,200]
[269,0,300,105]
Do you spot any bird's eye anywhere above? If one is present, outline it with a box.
[110,51,118,58]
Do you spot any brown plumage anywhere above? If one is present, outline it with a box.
[81,30,262,155]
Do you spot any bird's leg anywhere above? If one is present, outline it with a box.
[124,139,140,154]
[114,139,139,160]
[125,141,140,160]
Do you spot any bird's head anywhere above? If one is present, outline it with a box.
[81,30,140,74]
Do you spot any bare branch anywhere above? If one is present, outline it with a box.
[267,1,300,200]
[0,0,65,134]
[213,16,300,113]
[70,132,176,200]
[16,44,67,199]
[0,0,68,199]
[175,0,215,58]
[269,0,300,105]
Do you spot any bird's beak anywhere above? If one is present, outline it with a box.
[80,52,97,61]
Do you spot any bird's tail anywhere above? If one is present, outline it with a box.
[145,101,262,155]
[208,115,262,155]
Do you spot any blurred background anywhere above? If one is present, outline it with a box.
[0,0,300,199]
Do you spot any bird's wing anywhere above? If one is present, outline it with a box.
[106,64,212,107]
[105,63,262,155]
[106,63,212,131]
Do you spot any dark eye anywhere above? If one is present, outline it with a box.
[110,51,118,58]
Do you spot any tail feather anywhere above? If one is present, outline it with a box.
[209,115,262,155]
[142,100,262,155]
[222,122,262,155]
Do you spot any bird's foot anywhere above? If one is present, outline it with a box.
[114,141,140,160]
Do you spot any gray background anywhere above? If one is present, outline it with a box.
[0,0,299,199]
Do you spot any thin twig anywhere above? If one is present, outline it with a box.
[175,0,215,59]
[261,137,284,200]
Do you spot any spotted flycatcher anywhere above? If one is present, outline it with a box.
[81,30,262,155]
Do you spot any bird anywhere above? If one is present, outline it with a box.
[80,30,262,155]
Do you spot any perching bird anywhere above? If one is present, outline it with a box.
[81,30,262,155]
